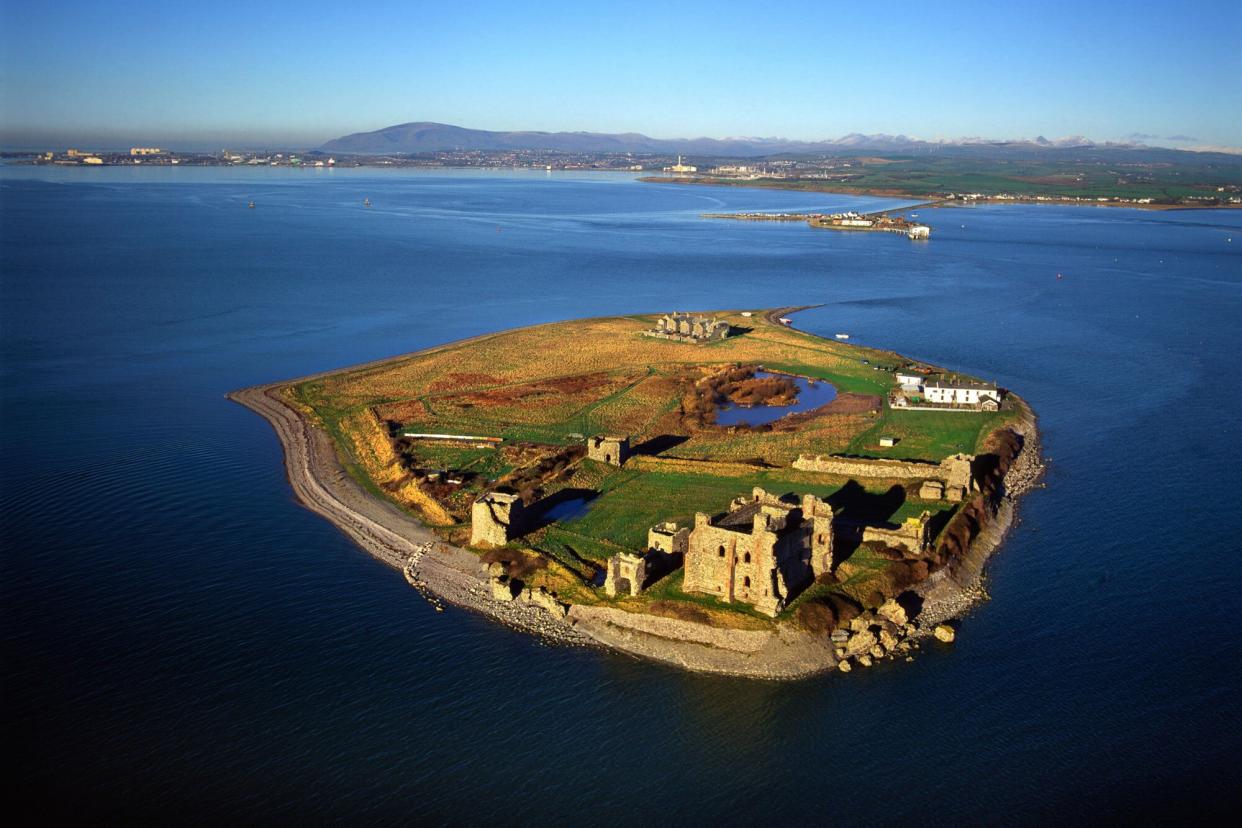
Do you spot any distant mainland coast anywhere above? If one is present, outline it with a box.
[230,309,1044,679]
[640,175,1242,211]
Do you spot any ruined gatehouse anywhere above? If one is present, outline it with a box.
[603,522,690,598]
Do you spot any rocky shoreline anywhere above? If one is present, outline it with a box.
[229,335,1043,680]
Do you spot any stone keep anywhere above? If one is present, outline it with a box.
[586,435,630,467]
[470,491,528,548]
[681,488,834,617]
[604,552,648,598]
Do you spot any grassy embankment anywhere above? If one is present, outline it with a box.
[293,311,1016,622]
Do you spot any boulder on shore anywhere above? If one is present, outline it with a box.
[877,598,908,627]
[528,586,568,618]
[838,659,853,673]
[934,623,956,643]
[490,576,515,602]
[879,629,899,651]
[848,613,874,634]
[845,629,877,657]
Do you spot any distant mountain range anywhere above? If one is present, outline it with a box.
[320,121,1198,159]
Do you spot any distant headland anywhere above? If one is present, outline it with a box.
[229,308,1044,678]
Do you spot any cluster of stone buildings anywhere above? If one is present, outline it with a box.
[468,433,956,619]
[643,312,730,344]
[892,371,1001,411]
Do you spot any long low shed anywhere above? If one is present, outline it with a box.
[402,433,503,444]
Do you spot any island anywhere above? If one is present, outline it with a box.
[229,308,1043,678]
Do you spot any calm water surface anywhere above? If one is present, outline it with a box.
[715,371,838,427]
[3,167,1240,823]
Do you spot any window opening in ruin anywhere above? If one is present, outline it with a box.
[744,552,751,563]
[718,545,725,557]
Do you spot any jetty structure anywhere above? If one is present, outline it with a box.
[230,308,1041,679]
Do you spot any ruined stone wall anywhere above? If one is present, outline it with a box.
[793,453,976,501]
[861,512,931,554]
[629,456,770,478]
[793,454,941,479]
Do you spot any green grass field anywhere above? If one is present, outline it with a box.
[532,466,948,564]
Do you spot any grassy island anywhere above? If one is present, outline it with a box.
[281,310,1028,643]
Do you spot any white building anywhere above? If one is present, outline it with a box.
[663,155,697,173]
[923,378,999,407]
[895,371,927,392]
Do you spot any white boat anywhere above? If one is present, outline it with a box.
[835,333,850,340]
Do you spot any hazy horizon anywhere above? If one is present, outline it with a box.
[3,0,1240,153]
[4,120,1239,156]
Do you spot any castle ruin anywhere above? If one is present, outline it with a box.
[682,487,834,617]
[470,491,528,548]
[586,435,630,466]
[643,312,730,344]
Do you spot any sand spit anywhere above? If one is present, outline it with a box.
[228,384,594,647]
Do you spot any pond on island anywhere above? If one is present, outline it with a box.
[542,496,592,522]
[714,371,837,427]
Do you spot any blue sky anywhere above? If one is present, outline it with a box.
[2,0,1240,150]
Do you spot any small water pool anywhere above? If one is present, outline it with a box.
[542,495,592,522]
[715,371,837,427]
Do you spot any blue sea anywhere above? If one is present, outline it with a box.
[3,167,1240,824]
